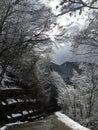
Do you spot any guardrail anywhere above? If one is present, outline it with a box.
[0,88,46,124]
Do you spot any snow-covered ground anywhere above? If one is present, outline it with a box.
[55,112,90,130]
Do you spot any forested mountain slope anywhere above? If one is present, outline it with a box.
[51,61,98,130]
[51,61,82,84]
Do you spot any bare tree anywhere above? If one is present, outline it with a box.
[70,63,98,128]
[57,0,98,16]
[0,0,52,84]
[54,62,98,129]
[73,13,98,57]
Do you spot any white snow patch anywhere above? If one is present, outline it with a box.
[12,113,22,118]
[7,116,12,119]
[7,99,17,104]
[17,99,23,102]
[0,87,19,90]
[29,110,33,113]
[0,121,28,130]
[55,112,90,130]
[0,126,7,130]
[2,101,6,105]
[23,110,28,115]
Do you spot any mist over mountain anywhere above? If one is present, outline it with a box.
[51,61,97,84]
[51,61,81,84]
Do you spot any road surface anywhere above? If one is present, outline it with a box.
[6,115,72,130]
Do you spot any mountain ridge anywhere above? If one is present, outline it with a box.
[51,61,91,84]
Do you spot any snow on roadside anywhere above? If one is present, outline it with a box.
[0,121,28,130]
[1,126,7,130]
[55,112,90,130]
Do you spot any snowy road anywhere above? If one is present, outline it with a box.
[2,116,72,130]
[1,112,90,130]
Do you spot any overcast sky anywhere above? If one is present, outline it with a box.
[39,0,96,64]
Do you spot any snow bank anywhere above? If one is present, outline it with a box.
[0,121,28,130]
[55,112,90,130]
[1,126,7,130]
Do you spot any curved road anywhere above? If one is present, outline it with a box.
[6,115,72,130]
